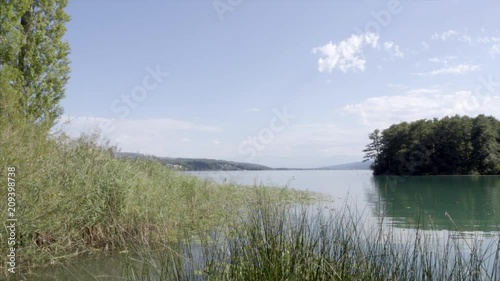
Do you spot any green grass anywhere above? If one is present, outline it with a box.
[0,121,319,277]
[121,199,500,281]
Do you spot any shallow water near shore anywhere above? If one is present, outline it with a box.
[29,170,500,280]
[190,170,500,233]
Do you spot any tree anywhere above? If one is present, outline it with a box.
[471,115,500,174]
[376,122,410,175]
[363,129,382,163]
[0,0,70,129]
[432,116,473,174]
[365,115,500,175]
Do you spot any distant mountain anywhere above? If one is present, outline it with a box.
[117,152,372,171]
[116,152,271,171]
[318,161,372,170]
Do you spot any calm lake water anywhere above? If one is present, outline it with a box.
[190,170,500,234]
[30,170,500,280]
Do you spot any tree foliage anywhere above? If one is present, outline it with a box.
[0,0,70,129]
[364,115,500,175]
[362,129,381,170]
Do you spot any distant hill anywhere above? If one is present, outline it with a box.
[116,152,271,171]
[318,161,372,170]
[117,152,371,171]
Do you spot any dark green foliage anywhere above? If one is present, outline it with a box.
[472,115,500,174]
[365,115,500,175]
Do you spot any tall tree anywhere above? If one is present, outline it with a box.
[0,0,70,129]
[471,115,500,174]
[378,122,410,175]
[363,129,382,163]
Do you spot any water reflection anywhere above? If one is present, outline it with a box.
[368,176,500,232]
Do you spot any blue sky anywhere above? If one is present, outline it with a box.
[59,0,500,168]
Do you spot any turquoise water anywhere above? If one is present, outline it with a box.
[190,170,500,233]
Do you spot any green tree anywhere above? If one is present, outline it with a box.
[471,115,500,174]
[389,119,435,176]
[363,129,382,170]
[0,0,70,129]
[376,122,410,175]
[366,115,500,175]
[432,116,473,174]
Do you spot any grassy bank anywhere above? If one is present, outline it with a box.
[122,200,500,281]
[0,122,318,276]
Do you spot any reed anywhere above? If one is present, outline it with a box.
[0,121,317,277]
[122,197,500,281]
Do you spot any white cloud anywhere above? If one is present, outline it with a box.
[56,116,223,156]
[256,123,369,160]
[490,44,500,55]
[428,55,457,65]
[407,88,440,94]
[58,116,222,133]
[476,33,500,55]
[364,33,380,47]
[212,139,222,145]
[244,108,261,112]
[478,36,500,44]
[386,83,407,90]
[343,91,500,129]
[431,30,472,43]
[383,41,404,58]
[414,64,480,76]
[313,33,380,73]
[431,30,457,40]
[410,42,430,55]
[409,42,430,55]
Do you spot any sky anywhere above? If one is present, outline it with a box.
[59,0,500,168]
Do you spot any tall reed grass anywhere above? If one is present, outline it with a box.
[122,196,500,281]
[0,121,317,277]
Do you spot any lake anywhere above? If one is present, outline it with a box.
[30,170,500,280]
[190,170,500,234]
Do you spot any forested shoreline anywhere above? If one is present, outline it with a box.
[363,115,500,175]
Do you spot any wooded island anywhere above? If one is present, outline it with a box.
[364,115,500,175]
